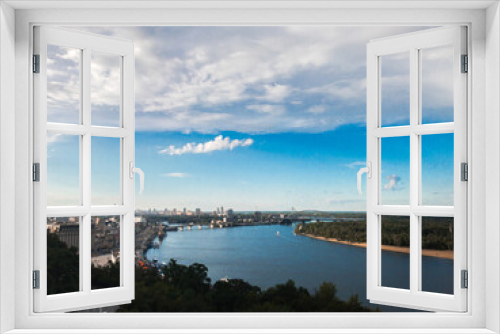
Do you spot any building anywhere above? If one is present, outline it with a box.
[196,208,201,216]
[254,211,262,222]
[58,223,79,249]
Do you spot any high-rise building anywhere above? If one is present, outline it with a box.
[254,211,262,222]
[227,208,234,217]
[196,208,201,216]
[183,208,187,215]
[221,206,224,215]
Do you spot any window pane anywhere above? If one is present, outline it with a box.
[91,52,121,127]
[47,45,81,124]
[381,52,410,127]
[421,133,454,206]
[381,136,410,205]
[381,215,410,290]
[91,215,121,290]
[421,45,454,124]
[91,137,121,205]
[47,133,80,206]
[47,217,80,295]
[421,217,454,294]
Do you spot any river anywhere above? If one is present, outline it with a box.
[145,224,453,312]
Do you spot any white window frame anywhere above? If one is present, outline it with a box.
[1,1,499,333]
[33,26,136,312]
[366,26,468,312]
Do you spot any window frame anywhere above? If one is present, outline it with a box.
[3,3,497,333]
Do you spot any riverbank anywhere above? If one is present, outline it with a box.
[301,233,453,260]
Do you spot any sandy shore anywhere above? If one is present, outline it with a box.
[301,234,453,260]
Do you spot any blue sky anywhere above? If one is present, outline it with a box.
[46,26,454,211]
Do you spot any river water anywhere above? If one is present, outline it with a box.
[145,224,453,312]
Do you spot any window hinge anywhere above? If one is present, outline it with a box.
[461,54,468,73]
[461,270,468,289]
[33,163,40,182]
[461,162,468,182]
[33,54,40,73]
[33,270,40,289]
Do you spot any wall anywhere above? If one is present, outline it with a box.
[486,2,500,333]
[0,2,16,333]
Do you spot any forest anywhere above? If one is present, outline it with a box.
[295,216,454,250]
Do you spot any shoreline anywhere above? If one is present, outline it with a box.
[301,233,453,260]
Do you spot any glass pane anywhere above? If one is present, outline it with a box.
[91,215,121,290]
[421,133,454,206]
[47,216,80,295]
[381,136,410,205]
[421,217,454,294]
[47,45,81,124]
[381,52,410,127]
[381,215,410,290]
[91,137,121,205]
[421,45,454,124]
[47,133,80,206]
[91,52,121,127]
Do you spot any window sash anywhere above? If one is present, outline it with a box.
[33,26,135,313]
[366,26,468,312]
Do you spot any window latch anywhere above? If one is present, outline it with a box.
[129,161,145,195]
[357,162,372,195]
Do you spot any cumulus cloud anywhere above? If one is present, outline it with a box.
[307,105,327,114]
[159,135,254,156]
[163,172,190,178]
[384,174,402,191]
[344,161,367,169]
[65,26,439,133]
[247,104,285,115]
[258,84,291,103]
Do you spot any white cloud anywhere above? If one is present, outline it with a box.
[247,104,285,115]
[47,133,63,144]
[384,174,402,191]
[344,161,367,169]
[66,26,438,132]
[159,135,254,156]
[163,172,190,178]
[307,105,327,114]
[259,84,291,103]
[307,79,367,102]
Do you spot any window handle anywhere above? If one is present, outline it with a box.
[357,162,372,195]
[129,162,145,195]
